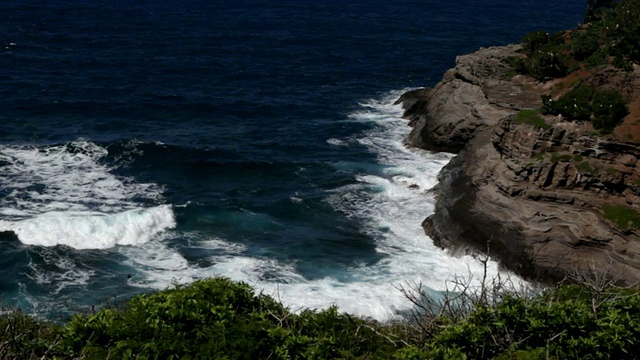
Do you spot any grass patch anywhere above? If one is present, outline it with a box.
[515,109,552,130]
[503,68,519,79]
[577,161,596,174]
[532,152,547,161]
[602,203,640,230]
[551,153,572,163]
[574,154,584,162]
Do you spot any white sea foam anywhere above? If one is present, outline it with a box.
[290,90,523,318]
[119,237,410,319]
[0,141,175,249]
[0,205,175,249]
[25,249,95,295]
[326,138,347,146]
[110,90,524,321]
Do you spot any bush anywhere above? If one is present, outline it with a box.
[591,89,628,131]
[542,84,627,131]
[422,285,640,359]
[6,276,640,359]
[59,277,288,358]
[570,30,601,61]
[526,48,569,80]
[517,0,640,72]
[584,0,616,23]
[521,31,550,56]
[517,31,569,80]
[0,309,57,360]
[585,47,608,68]
[606,0,640,64]
[56,277,402,359]
[503,56,528,77]
[543,84,595,120]
[579,0,640,68]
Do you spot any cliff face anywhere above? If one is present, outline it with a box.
[397,45,541,153]
[402,45,640,284]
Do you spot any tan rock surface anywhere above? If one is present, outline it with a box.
[401,45,640,284]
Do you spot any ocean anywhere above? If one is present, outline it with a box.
[0,0,584,321]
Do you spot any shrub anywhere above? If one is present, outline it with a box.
[585,47,608,68]
[421,285,640,359]
[521,31,550,56]
[584,0,616,23]
[570,30,601,61]
[543,84,595,120]
[503,56,528,77]
[7,277,640,359]
[518,31,569,80]
[550,153,573,163]
[577,161,596,174]
[591,89,629,132]
[542,85,627,132]
[56,277,401,359]
[58,277,289,358]
[607,0,640,64]
[0,309,57,360]
[526,49,569,80]
[517,0,640,73]
[579,0,640,67]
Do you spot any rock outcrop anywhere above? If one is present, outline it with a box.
[401,45,640,285]
[397,45,542,153]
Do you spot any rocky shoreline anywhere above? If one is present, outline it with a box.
[399,44,640,285]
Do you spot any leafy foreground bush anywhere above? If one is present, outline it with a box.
[57,278,400,359]
[422,284,640,359]
[0,308,58,359]
[5,277,640,359]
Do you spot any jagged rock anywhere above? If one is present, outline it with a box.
[619,154,638,167]
[401,45,542,153]
[401,45,640,285]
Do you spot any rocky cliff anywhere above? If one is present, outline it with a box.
[400,45,640,285]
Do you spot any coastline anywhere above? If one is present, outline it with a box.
[399,44,640,285]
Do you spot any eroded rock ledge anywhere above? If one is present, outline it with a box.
[400,45,640,285]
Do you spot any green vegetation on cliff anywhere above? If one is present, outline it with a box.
[506,0,638,134]
[517,0,640,77]
[541,84,628,132]
[5,277,640,359]
[515,109,551,130]
[602,203,640,230]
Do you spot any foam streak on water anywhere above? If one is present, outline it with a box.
[113,91,523,321]
[0,141,176,249]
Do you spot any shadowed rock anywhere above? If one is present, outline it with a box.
[399,45,640,285]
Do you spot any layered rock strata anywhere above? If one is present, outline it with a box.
[401,45,640,284]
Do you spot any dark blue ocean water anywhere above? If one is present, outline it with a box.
[1,0,584,320]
